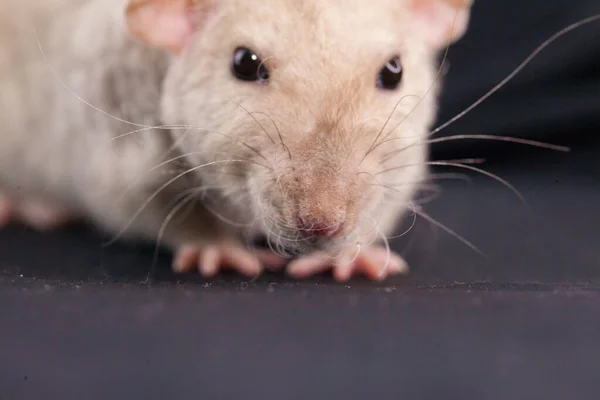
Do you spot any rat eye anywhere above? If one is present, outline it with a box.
[231,47,269,82]
[376,56,403,90]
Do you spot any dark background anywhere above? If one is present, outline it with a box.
[1,1,600,399]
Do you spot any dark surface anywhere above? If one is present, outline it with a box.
[2,1,600,399]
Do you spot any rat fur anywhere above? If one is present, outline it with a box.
[0,0,473,281]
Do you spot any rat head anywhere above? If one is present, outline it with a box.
[126,0,473,255]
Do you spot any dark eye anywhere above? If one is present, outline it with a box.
[376,56,403,90]
[231,47,269,82]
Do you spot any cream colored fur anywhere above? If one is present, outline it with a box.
[0,0,472,277]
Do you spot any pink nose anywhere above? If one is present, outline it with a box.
[297,217,342,238]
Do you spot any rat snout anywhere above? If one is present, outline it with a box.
[297,211,345,238]
[291,173,351,240]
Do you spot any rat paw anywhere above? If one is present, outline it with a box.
[16,199,72,231]
[287,246,408,282]
[0,194,72,231]
[172,240,288,278]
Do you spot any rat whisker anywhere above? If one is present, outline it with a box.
[202,197,256,228]
[262,220,298,258]
[426,134,570,152]
[430,13,600,136]
[378,174,471,207]
[408,186,442,206]
[118,155,267,204]
[230,100,278,148]
[412,204,486,258]
[352,172,394,239]
[363,16,457,161]
[424,172,473,184]
[377,158,486,176]
[251,179,312,239]
[375,180,456,206]
[35,31,151,129]
[263,229,280,257]
[110,124,188,142]
[262,212,312,242]
[198,180,263,229]
[356,168,429,243]
[386,206,418,240]
[105,160,253,246]
[267,217,300,233]
[368,15,599,159]
[154,152,271,174]
[112,124,273,166]
[361,197,418,242]
[372,172,473,189]
[115,124,196,169]
[253,198,311,243]
[385,172,473,188]
[360,94,417,164]
[381,134,569,164]
[379,158,525,205]
[251,111,292,159]
[266,227,303,253]
[376,228,392,279]
[239,139,275,165]
[426,161,527,206]
[152,187,202,268]
[270,234,288,258]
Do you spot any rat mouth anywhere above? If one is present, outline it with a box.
[254,227,352,258]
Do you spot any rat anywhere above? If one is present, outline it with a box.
[0,0,473,281]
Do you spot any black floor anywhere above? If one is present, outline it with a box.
[2,146,600,399]
[2,1,600,399]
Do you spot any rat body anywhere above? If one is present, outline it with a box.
[0,0,472,281]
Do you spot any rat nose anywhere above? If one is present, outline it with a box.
[297,216,343,238]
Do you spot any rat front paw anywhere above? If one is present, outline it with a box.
[286,246,408,282]
[0,193,72,231]
[172,240,288,278]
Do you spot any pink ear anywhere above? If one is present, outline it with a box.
[126,0,212,54]
[408,0,473,49]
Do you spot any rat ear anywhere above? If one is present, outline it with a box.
[408,0,473,49]
[125,0,213,54]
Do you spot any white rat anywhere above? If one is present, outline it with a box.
[0,0,473,281]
